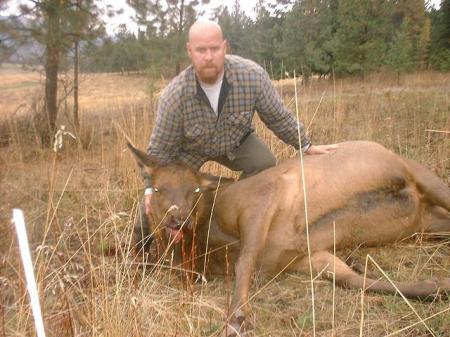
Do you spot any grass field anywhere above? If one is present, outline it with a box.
[0,64,449,337]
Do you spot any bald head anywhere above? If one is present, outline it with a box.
[188,20,224,43]
[186,20,227,84]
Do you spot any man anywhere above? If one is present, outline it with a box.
[135,20,337,252]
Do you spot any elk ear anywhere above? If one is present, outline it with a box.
[199,173,234,191]
[127,141,159,175]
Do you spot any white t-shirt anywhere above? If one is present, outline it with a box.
[199,71,224,115]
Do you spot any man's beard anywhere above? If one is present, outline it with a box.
[198,65,219,83]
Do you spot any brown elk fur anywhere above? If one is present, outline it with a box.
[128,140,450,336]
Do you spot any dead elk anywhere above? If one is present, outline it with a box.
[128,140,450,336]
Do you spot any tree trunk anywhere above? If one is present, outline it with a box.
[175,0,185,75]
[44,0,62,145]
[73,0,82,134]
[73,38,80,133]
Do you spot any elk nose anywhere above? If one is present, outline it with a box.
[167,204,179,213]
[167,214,181,229]
[167,204,180,218]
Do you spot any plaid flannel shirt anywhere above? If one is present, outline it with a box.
[147,54,310,170]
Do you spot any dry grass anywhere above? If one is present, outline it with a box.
[0,64,42,120]
[0,63,161,122]
[0,67,449,337]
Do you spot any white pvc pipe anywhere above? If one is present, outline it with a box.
[12,209,47,337]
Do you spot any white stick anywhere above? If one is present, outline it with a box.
[12,209,47,337]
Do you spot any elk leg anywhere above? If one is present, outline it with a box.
[347,257,377,279]
[225,240,265,335]
[224,211,272,336]
[295,251,450,299]
[424,205,450,235]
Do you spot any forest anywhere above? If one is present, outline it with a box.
[82,0,450,77]
[2,0,450,77]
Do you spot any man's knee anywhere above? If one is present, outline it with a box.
[242,154,276,177]
[256,154,276,170]
[233,133,276,178]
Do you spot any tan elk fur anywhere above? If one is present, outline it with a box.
[128,140,450,336]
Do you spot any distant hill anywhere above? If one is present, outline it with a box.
[8,40,44,65]
[0,14,44,65]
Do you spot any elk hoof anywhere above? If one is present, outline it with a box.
[222,316,253,337]
[438,278,450,295]
[222,323,239,337]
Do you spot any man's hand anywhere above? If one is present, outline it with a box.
[306,144,338,155]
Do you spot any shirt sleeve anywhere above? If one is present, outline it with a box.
[254,70,311,150]
[147,90,183,163]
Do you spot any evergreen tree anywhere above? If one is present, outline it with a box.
[126,0,208,75]
[395,0,426,66]
[1,0,104,145]
[332,0,395,75]
[418,15,431,68]
[251,0,284,77]
[217,1,254,58]
[281,0,337,79]
[386,18,414,79]
[429,0,450,70]
[332,0,370,74]
[70,0,104,133]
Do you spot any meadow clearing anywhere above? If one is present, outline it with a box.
[0,64,449,337]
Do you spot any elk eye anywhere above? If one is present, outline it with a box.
[194,187,201,193]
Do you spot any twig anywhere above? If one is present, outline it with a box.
[294,70,316,337]
[306,92,325,133]
[61,285,75,337]
[197,178,222,332]
[424,129,450,134]
[359,254,370,337]
[0,295,5,337]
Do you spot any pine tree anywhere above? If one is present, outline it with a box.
[332,0,395,75]
[332,0,371,74]
[69,0,104,133]
[429,0,450,70]
[217,0,253,58]
[386,18,413,81]
[251,0,284,77]
[418,15,431,69]
[126,0,208,75]
[1,0,104,145]
[281,0,338,79]
[395,0,426,66]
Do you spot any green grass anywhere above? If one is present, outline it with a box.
[0,80,40,90]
